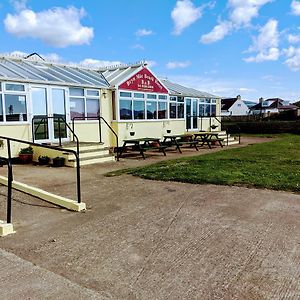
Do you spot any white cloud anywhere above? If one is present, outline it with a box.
[291,0,300,15]
[10,0,27,11]
[132,44,145,50]
[228,0,273,27]
[166,61,191,69]
[288,34,300,44]
[244,19,280,62]
[2,50,61,62]
[79,59,122,68]
[171,0,203,35]
[200,21,232,44]
[146,60,157,68]
[4,6,94,47]
[284,46,300,71]
[135,29,154,37]
[200,0,273,43]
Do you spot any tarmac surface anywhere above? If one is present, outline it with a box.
[0,137,299,299]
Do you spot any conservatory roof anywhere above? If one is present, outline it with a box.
[0,56,109,89]
[161,79,219,98]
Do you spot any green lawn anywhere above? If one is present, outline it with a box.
[127,134,300,193]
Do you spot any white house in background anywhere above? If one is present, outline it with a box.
[250,98,299,115]
[221,95,250,116]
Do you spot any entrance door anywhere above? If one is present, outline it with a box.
[186,98,198,131]
[32,87,68,143]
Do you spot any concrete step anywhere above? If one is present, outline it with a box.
[223,140,240,146]
[63,148,110,160]
[63,144,106,152]
[66,154,115,167]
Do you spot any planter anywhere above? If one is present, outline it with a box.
[38,156,50,165]
[19,153,33,164]
[130,131,135,136]
[52,157,65,167]
[166,129,171,134]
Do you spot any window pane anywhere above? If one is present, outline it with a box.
[158,102,167,119]
[147,101,157,119]
[86,90,100,97]
[120,99,132,120]
[178,96,184,103]
[5,83,25,92]
[199,103,205,116]
[178,103,184,118]
[211,104,216,116]
[0,95,3,121]
[5,94,27,121]
[170,102,176,119]
[133,100,145,119]
[147,94,157,99]
[120,92,131,98]
[134,93,144,99]
[70,97,85,120]
[86,98,100,118]
[170,96,177,101]
[70,88,84,96]
[158,95,167,100]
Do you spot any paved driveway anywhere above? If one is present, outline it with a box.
[0,137,299,299]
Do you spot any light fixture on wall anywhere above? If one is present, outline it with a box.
[102,91,107,99]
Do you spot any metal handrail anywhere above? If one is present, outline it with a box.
[0,155,13,223]
[0,135,81,204]
[32,115,80,158]
[72,116,119,161]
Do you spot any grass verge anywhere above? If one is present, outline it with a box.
[126,134,300,193]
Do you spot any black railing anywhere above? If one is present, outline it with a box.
[0,136,81,204]
[0,155,13,224]
[72,116,119,161]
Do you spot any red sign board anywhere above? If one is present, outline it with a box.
[119,67,168,94]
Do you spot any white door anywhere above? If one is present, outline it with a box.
[31,86,69,143]
[186,98,198,131]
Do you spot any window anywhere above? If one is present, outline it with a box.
[0,82,28,122]
[118,91,169,121]
[69,88,100,120]
[169,96,184,119]
[198,98,216,117]
[5,83,25,92]
[147,101,157,119]
[5,94,27,121]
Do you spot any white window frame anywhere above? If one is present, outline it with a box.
[117,89,170,122]
[69,88,101,122]
[0,81,29,124]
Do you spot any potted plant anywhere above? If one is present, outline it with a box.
[19,146,33,163]
[38,155,50,165]
[52,157,65,167]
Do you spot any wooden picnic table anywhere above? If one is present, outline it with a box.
[163,133,198,153]
[193,131,224,149]
[118,137,167,159]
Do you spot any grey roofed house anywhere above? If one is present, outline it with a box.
[250,98,298,112]
[160,78,219,98]
[0,55,109,89]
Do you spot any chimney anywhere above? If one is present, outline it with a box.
[259,97,264,104]
[237,95,241,100]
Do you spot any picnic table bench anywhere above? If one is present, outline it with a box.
[193,132,224,149]
[118,137,167,159]
[163,134,198,153]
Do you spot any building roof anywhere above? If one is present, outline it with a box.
[99,62,146,87]
[160,79,219,98]
[250,98,298,111]
[0,55,109,89]
[221,98,238,111]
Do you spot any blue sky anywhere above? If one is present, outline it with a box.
[0,0,300,102]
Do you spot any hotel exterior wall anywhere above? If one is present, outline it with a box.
[69,89,113,146]
[0,124,31,157]
[111,120,185,146]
